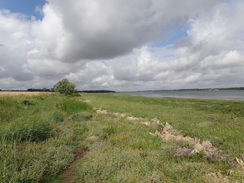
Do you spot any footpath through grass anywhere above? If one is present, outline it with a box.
[0,93,243,182]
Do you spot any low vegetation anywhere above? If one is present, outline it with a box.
[0,92,243,182]
[0,93,93,182]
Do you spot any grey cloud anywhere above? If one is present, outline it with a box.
[30,0,219,62]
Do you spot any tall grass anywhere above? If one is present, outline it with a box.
[61,99,93,114]
[0,94,93,182]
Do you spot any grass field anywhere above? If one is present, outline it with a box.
[0,93,243,182]
[0,93,93,182]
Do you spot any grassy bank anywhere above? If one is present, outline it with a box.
[0,93,243,182]
[0,94,93,182]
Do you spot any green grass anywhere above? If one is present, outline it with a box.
[67,93,244,182]
[0,94,93,182]
[61,99,93,114]
[1,93,243,182]
[84,94,244,156]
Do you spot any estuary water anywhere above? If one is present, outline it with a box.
[128,90,244,101]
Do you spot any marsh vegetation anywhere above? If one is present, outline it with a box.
[0,92,243,182]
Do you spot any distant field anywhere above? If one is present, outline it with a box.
[0,91,52,96]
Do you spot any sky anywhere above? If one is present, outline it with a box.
[0,0,244,91]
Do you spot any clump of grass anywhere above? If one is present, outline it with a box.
[49,111,64,123]
[101,126,117,139]
[2,119,53,142]
[69,112,93,121]
[61,100,93,114]
[0,97,22,123]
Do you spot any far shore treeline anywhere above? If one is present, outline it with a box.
[0,88,116,93]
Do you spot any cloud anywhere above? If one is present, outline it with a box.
[1,0,244,91]
[66,61,114,90]
[30,0,219,62]
[0,10,34,86]
[104,0,244,90]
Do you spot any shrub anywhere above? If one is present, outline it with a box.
[53,79,76,95]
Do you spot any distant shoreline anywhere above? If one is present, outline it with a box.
[0,87,243,93]
[123,90,244,101]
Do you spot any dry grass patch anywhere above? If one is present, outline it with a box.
[0,91,52,96]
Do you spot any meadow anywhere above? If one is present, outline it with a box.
[0,92,243,182]
[0,93,93,182]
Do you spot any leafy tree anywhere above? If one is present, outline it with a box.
[54,79,76,95]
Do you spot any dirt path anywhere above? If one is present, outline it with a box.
[61,148,89,183]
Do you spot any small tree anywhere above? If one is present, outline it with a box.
[54,79,76,95]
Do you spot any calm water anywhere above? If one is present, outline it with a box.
[128,90,244,101]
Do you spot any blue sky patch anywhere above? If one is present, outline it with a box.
[151,26,188,48]
[0,0,46,20]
